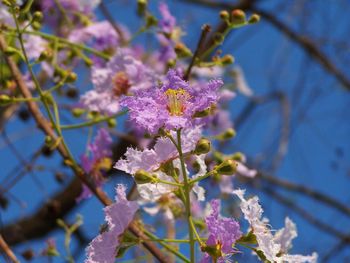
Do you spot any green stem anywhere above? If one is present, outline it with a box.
[60,110,127,130]
[156,178,183,187]
[6,29,110,59]
[189,170,215,185]
[176,129,196,262]
[143,231,190,263]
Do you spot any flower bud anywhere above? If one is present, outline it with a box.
[222,128,236,139]
[134,170,155,184]
[66,72,77,83]
[33,11,43,22]
[220,10,229,21]
[215,159,237,175]
[71,108,85,117]
[248,14,260,24]
[194,138,211,155]
[145,14,158,28]
[107,118,117,128]
[230,152,244,162]
[193,107,211,118]
[4,46,19,56]
[31,21,42,31]
[174,43,193,58]
[38,49,53,61]
[0,94,11,105]
[221,54,234,65]
[231,9,246,25]
[213,32,224,44]
[137,0,147,16]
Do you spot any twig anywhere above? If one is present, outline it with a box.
[0,235,19,263]
[184,24,211,80]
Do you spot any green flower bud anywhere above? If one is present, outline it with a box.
[194,138,211,155]
[107,118,117,128]
[33,11,43,22]
[213,32,224,44]
[193,107,211,118]
[4,46,19,56]
[215,159,237,175]
[174,43,193,58]
[38,49,53,61]
[248,14,260,24]
[230,152,244,162]
[221,54,234,65]
[231,9,246,25]
[134,170,155,184]
[0,94,11,105]
[31,21,42,31]
[66,72,77,83]
[137,0,147,16]
[220,10,229,21]
[71,108,85,117]
[145,14,158,28]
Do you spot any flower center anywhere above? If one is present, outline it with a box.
[165,88,191,116]
[112,71,131,96]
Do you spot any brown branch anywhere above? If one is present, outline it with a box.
[0,235,19,263]
[0,35,168,263]
[256,171,350,218]
[184,0,350,91]
[259,186,350,243]
[184,24,211,80]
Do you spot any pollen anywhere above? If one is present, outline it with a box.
[165,88,191,116]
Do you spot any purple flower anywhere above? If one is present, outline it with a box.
[201,199,242,262]
[79,48,157,115]
[156,2,180,63]
[77,128,112,202]
[158,2,176,34]
[121,69,223,134]
[69,21,129,66]
[85,184,139,263]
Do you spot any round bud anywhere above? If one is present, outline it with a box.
[33,11,43,22]
[66,72,77,83]
[107,118,117,128]
[71,108,85,117]
[221,54,234,65]
[31,21,42,31]
[194,138,211,155]
[66,87,78,99]
[213,33,224,44]
[231,9,246,25]
[220,10,229,20]
[39,49,53,61]
[222,128,236,139]
[215,159,237,175]
[248,14,260,24]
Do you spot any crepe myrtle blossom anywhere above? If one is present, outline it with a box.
[79,48,156,115]
[201,199,242,263]
[41,0,100,29]
[114,126,206,202]
[157,2,182,63]
[69,21,129,66]
[233,189,318,263]
[121,69,223,134]
[77,128,113,202]
[85,184,139,263]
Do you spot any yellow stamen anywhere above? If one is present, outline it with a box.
[165,88,191,116]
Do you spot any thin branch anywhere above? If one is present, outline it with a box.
[184,0,350,91]
[257,171,350,218]
[0,235,19,263]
